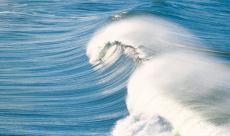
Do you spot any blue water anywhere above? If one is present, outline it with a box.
[0,0,229,135]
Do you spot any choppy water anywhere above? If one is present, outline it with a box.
[0,0,229,136]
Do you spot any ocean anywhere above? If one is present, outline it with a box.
[0,0,229,136]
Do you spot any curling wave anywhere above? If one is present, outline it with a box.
[87,16,230,136]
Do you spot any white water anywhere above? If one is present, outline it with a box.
[87,16,230,136]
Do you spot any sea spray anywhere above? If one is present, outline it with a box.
[87,16,201,66]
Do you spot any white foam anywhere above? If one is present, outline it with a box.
[122,52,230,136]
[112,114,173,136]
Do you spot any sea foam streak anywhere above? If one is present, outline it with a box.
[87,16,230,136]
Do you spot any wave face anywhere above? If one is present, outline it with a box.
[0,0,230,136]
[87,16,230,136]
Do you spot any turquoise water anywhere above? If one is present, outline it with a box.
[0,0,229,136]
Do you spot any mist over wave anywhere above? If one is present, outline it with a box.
[87,16,230,136]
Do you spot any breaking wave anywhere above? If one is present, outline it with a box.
[87,16,230,136]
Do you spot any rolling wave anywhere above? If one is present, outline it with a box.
[1,0,229,135]
[87,16,230,136]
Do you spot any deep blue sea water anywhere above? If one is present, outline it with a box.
[0,0,229,136]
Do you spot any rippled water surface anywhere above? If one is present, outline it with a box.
[0,0,229,136]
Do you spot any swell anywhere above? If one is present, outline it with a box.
[0,1,140,135]
[87,16,230,136]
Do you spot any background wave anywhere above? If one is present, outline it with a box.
[0,0,229,136]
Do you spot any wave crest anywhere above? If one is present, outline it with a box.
[87,16,201,66]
